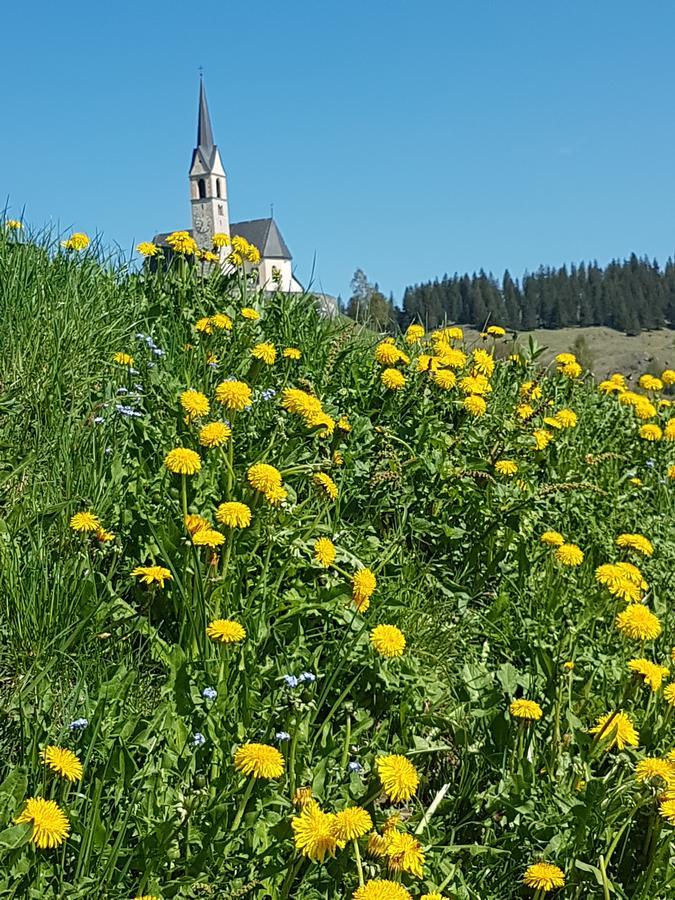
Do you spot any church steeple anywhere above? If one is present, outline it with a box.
[189,77,229,249]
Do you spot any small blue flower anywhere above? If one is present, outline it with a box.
[348,760,363,773]
[283,674,299,688]
[135,332,146,341]
[104,447,113,455]
[93,416,104,425]
[152,347,166,357]
[129,368,139,375]
[147,362,156,369]
[299,672,316,683]
[202,687,217,700]
[68,718,89,731]
[192,732,206,747]
[116,405,143,418]
[116,387,129,395]
[261,389,277,401]
[134,383,144,393]
[275,731,291,742]
[646,459,656,469]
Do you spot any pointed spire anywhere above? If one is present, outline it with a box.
[197,76,215,150]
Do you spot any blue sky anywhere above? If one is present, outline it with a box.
[3,1,675,302]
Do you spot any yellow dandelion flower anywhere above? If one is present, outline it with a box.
[635,757,675,784]
[374,340,408,367]
[639,423,662,441]
[370,624,406,658]
[95,527,114,542]
[385,830,424,878]
[234,743,284,779]
[113,352,134,366]
[283,346,301,360]
[240,307,260,320]
[404,324,425,344]
[199,421,231,448]
[590,711,639,750]
[61,232,90,251]
[195,317,213,334]
[184,514,210,535]
[313,472,338,501]
[421,894,446,900]
[431,368,456,390]
[559,360,582,379]
[659,798,675,825]
[616,604,661,641]
[69,511,100,533]
[376,754,419,803]
[472,348,495,377]
[381,368,406,390]
[523,862,565,893]
[664,420,675,441]
[314,537,336,567]
[668,465,675,480]
[337,415,352,432]
[206,619,246,644]
[555,543,584,567]
[595,564,643,602]
[216,501,252,528]
[15,797,70,849]
[495,459,518,477]
[192,528,225,548]
[264,485,288,506]
[293,786,313,807]
[463,395,487,417]
[663,684,675,707]
[251,342,276,365]
[164,447,201,475]
[210,313,233,330]
[509,699,543,721]
[487,325,506,336]
[540,531,564,547]
[533,429,553,450]
[5,219,23,230]
[332,806,373,842]
[353,881,411,900]
[628,658,670,691]
[517,402,535,421]
[215,380,252,411]
[166,230,198,254]
[132,565,172,588]
[616,533,653,557]
[136,241,159,257]
[435,344,467,369]
[291,800,339,861]
[247,463,282,494]
[212,232,230,248]
[352,568,376,612]
[459,373,492,396]
[639,374,663,391]
[554,408,578,428]
[42,746,83,782]
[180,389,210,421]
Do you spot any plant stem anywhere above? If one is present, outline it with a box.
[231,777,255,832]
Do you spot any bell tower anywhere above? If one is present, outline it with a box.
[189,77,230,249]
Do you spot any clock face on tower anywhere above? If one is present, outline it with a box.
[193,207,209,235]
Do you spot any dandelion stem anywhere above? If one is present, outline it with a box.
[231,777,255,832]
[353,838,364,886]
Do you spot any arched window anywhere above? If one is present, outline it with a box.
[216,179,221,198]
[198,178,206,199]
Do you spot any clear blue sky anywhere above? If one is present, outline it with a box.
[3,0,675,302]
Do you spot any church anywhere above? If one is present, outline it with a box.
[154,79,303,293]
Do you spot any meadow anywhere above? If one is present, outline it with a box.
[1,221,675,899]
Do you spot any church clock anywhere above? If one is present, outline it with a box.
[193,208,209,235]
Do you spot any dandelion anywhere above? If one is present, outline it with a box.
[517,403,535,421]
[166,230,198,254]
[487,325,506,336]
[495,460,518,477]
[523,862,565,893]
[385,830,425,878]
[61,232,90,251]
[616,533,654,557]
[540,530,564,547]
[628,658,670,691]
[665,420,675,441]
[639,374,663,391]
[113,352,134,366]
[136,241,159,256]
[234,743,284,779]
[595,564,644,602]
[554,408,578,428]
[215,379,252,411]
[404,324,425,344]
[240,307,260,320]
[216,502,252,528]
[554,543,584,567]
[247,463,282,494]
[314,537,336,567]
[376,754,419,803]
[251,342,276,365]
[664,684,675,707]
[291,800,339,861]
[5,219,23,229]
[659,798,675,824]
[42,746,83,782]
[180,389,210,421]
[589,711,639,750]
[337,415,352,432]
[313,472,338,501]
[352,568,376,612]
[472,348,495,377]
[533,429,553,450]
[211,313,233,330]
[293,786,313,807]
[333,806,373,842]
[459,374,492,396]
[431,368,456,390]
[164,447,201,475]
[15,797,71,849]
[184,514,210,535]
[381,368,406,391]
[616,604,662,641]
[199,421,231,448]
[283,346,301,360]
[353,882,412,900]
[195,317,213,334]
[69,511,100,533]
[463,395,486,417]
[374,340,408,366]
[509,699,543,721]
[435,346,467,368]
[560,360,582,379]
[635,757,675,784]
[264,485,288,506]
[212,232,230,248]
[192,528,225,548]
[639,424,662,441]
[132,565,172,588]
[370,624,406,658]
[206,619,246,643]
[95,527,114,542]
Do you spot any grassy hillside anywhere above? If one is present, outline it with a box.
[1,225,675,899]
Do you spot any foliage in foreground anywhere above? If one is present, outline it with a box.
[1,224,675,898]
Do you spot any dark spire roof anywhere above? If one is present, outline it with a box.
[197,78,215,150]
[230,218,292,260]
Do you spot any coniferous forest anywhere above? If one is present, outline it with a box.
[398,255,675,334]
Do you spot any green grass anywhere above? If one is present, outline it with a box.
[1,225,675,898]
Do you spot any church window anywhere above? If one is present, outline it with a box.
[198,178,206,199]
[216,179,221,198]
[218,204,224,215]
